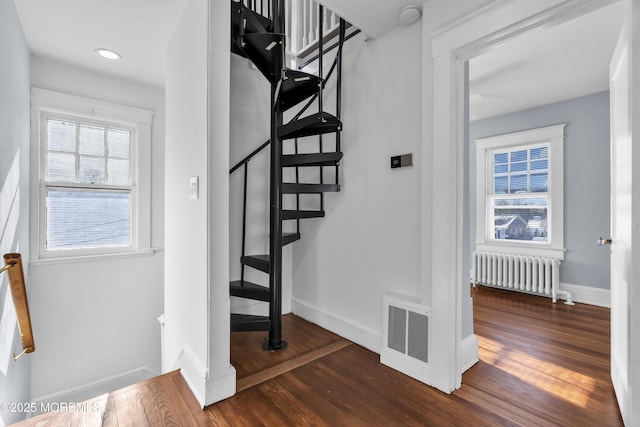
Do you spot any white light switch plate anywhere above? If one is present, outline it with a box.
[190,176,199,200]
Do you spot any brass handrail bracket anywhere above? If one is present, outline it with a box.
[2,253,35,361]
[0,262,15,275]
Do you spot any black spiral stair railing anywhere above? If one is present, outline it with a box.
[229,0,352,350]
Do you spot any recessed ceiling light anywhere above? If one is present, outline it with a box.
[95,48,121,60]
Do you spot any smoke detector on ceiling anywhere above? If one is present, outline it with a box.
[399,5,421,26]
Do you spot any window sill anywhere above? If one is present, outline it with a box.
[30,248,163,266]
[475,242,565,260]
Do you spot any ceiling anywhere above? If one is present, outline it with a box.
[14,0,188,88]
[13,0,626,107]
[469,2,626,121]
[13,0,417,88]
[318,0,423,39]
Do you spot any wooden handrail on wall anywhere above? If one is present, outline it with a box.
[1,253,35,361]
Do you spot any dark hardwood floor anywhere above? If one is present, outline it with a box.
[14,287,623,426]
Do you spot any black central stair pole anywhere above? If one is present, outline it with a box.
[336,18,345,184]
[265,0,287,351]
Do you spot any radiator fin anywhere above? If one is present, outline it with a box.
[472,251,561,303]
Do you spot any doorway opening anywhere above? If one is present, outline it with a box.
[465,2,623,308]
[426,0,628,396]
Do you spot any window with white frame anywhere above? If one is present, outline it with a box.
[32,89,153,259]
[475,125,565,258]
[44,117,134,251]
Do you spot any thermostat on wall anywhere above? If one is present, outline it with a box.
[391,153,413,169]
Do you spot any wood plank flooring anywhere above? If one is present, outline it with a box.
[458,287,622,426]
[14,287,624,426]
[11,370,210,426]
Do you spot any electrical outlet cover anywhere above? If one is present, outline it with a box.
[190,176,199,200]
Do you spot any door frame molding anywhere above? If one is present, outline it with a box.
[424,0,618,393]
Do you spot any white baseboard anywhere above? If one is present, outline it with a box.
[476,282,610,308]
[460,334,479,373]
[30,366,158,416]
[176,345,208,407]
[291,298,381,354]
[230,298,268,316]
[230,298,292,316]
[176,346,237,408]
[204,365,236,407]
[560,283,610,308]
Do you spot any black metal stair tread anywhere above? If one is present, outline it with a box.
[281,152,343,167]
[231,3,272,57]
[282,183,340,193]
[230,1,245,56]
[240,3,272,34]
[230,280,270,302]
[231,313,270,332]
[240,33,285,84]
[278,112,342,140]
[241,255,270,273]
[282,210,325,220]
[282,232,301,246]
[280,69,322,111]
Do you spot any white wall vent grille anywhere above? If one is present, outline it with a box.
[381,294,431,384]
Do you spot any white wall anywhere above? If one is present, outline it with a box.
[229,55,272,316]
[164,0,234,407]
[206,0,235,405]
[164,0,209,400]
[27,57,165,400]
[291,22,424,352]
[0,0,31,424]
[288,0,494,356]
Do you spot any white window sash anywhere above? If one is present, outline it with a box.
[487,143,550,196]
[44,116,134,186]
[475,124,565,259]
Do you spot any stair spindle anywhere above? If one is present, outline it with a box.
[318,4,324,119]
[323,8,331,35]
[308,1,315,45]
[241,161,249,283]
[330,10,338,29]
[302,0,308,48]
[295,138,301,235]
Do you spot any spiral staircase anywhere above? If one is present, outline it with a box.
[229,0,350,350]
